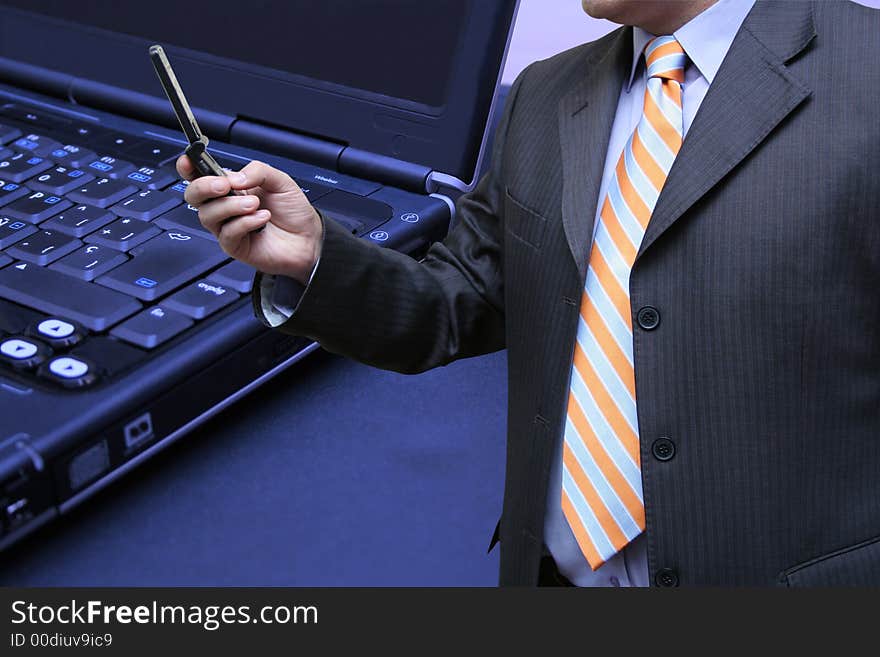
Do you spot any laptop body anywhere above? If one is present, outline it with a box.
[0,0,518,552]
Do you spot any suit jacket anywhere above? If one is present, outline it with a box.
[254,0,880,586]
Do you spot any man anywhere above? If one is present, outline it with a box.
[179,0,880,586]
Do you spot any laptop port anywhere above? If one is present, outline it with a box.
[124,412,154,450]
[68,440,110,491]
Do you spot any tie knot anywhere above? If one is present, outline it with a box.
[645,36,686,82]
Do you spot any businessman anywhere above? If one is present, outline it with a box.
[179,0,880,586]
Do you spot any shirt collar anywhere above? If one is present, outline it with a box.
[625,0,756,91]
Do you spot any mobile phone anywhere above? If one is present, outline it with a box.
[148,44,238,184]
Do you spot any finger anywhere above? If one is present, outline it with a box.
[233,160,297,194]
[176,155,197,181]
[217,210,272,256]
[197,194,261,234]
[184,175,234,206]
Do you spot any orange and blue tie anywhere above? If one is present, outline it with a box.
[561,36,687,569]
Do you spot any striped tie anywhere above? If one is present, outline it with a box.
[561,36,687,569]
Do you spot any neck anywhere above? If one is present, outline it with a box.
[638,0,718,34]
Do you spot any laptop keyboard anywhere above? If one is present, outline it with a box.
[0,102,271,391]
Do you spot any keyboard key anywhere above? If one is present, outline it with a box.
[96,230,227,301]
[84,217,161,251]
[163,279,239,319]
[125,165,177,190]
[5,229,81,265]
[0,180,29,207]
[84,155,135,179]
[35,318,76,340]
[49,243,128,281]
[0,336,51,370]
[110,189,181,221]
[40,204,116,237]
[154,203,212,239]
[0,261,142,331]
[0,152,53,183]
[49,144,97,168]
[12,133,63,158]
[124,140,181,166]
[2,190,72,224]
[164,180,189,197]
[207,259,255,293]
[29,165,94,195]
[27,317,84,348]
[0,253,10,269]
[1,337,37,359]
[110,306,193,349]
[67,177,139,208]
[39,355,98,388]
[0,216,36,249]
[0,122,22,145]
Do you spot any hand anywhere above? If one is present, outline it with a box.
[177,156,323,284]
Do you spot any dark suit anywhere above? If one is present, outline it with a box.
[254,0,880,586]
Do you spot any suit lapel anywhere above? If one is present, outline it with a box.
[559,27,632,281]
[636,0,816,259]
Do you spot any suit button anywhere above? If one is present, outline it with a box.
[636,306,660,330]
[652,437,675,461]
[655,568,679,587]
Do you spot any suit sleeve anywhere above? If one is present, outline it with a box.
[250,70,527,374]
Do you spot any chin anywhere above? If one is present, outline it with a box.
[581,0,628,21]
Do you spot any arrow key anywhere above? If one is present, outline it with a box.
[49,243,128,281]
[39,355,98,388]
[0,336,51,370]
[26,317,85,348]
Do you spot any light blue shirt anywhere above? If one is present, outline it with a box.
[543,0,755,587]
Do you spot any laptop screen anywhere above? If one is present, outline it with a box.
[0,0,517,185]
[0,0,468,110]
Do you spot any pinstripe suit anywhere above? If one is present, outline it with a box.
[255,0,880,586]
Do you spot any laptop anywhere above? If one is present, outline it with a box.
[0,0,518,552]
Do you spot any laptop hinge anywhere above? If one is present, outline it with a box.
[337,147,432,195]
[231,118,433,195]
[230,118,344,173]
[0,56,236,141]
[0,56,73,101]
[70,78,234,142]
